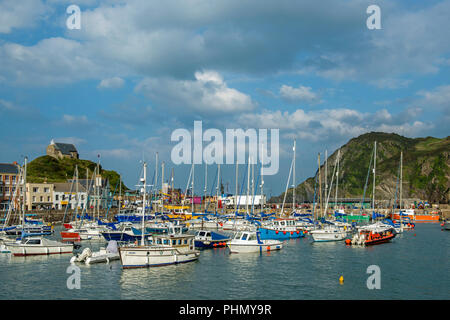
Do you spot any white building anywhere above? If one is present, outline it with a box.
[53,182,88,210]
[221,195,266,207]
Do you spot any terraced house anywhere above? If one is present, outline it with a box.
[0,162,21,211]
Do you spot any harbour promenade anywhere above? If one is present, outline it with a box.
[2,204,448,224]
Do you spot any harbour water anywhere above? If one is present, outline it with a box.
[0,223,448,300]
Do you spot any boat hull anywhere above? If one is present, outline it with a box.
[259,228,304,240]
[310,230,347,242]
[227,241,282,253]
[392,213,440,222]
[10,245,73,256]
[119,246,200,268]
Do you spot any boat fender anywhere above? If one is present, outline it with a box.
[266,246,270,251]
[275,230,279,234]
[296,230,299,234]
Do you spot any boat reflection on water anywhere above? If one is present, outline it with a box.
[119,262,198,297]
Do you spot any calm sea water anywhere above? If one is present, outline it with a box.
[0,223,448,300]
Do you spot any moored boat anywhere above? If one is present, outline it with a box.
[194,230,231,249]
[347,225,396,246]
[227,230,283,253]
[9,237,74,256]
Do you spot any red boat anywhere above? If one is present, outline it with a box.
[60,231,80,241]
[347,225,396,246]
[364,229,396,245]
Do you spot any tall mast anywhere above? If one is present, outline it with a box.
[399,151,403,231]
[246,155,250,215]
[22,156,27,217]
[75,165,79,214]
[260,144,264,213]
[372,141,377,211]
[155,152,158,213]
[191,163,195,214]
[335,150,340,210]
[216,163,220,214]
[235,160,238,214]
[293,140,296,212]
[161,161,165,213]
[141,162,147,246]
[204,163,207,212]
[318,153,322,218]
[119,173,122,214]
[326,150,329,194]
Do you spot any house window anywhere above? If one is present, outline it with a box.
[33,187,39,193]
[32,196,36,202]
[47,196,50,202]
[44,187,49,193]
[40,196,43,202]
[55,195,59,201]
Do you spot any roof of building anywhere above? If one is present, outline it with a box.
[53,182,87,193]
[0,163,19,174]
[51,142,78,155]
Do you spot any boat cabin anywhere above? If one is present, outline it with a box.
[19,237,42,245]
[233,231,258,242]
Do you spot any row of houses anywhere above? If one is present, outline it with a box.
[0,162,110,211]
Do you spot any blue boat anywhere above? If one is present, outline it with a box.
[259,218,305,240]
[194,230,231,249]
[115,213,154,223]
[101,225,141,242]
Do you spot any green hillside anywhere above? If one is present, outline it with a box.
[270,132,450,204]
[26,155,128,191]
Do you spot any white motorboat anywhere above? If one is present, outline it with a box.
[222,219,256,231]
[8,237,74,256]
[70,240,120,264]
[227,231,283,253]
[310,225,347,242]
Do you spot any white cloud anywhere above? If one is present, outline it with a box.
[279,85,322,105]
[135,70,256,113]
[0,0,47,34]
[98,77,125,89]
[237,107,434,142]
[62,114,89,124]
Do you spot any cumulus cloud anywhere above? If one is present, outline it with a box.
[279,85,322,105]
[0,0,47,34]
[236,107,434,142]
[135,70,256,113]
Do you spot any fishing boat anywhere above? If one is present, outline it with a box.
[119,225,200,268]
[392,209,440,223]
[70,240,120,264]
[347,224,396,246]
[310,225,347,242]
[227,230,283,253]
[259,218,304,240]
[194,230,231,249]
[119,162,200,268]
[8,237,74,256]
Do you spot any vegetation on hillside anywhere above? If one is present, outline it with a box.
[26,156,129,191]
[269,132,450,204]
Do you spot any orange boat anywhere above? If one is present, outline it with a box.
[392,209,440,223]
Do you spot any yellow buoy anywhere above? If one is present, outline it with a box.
[339,276,344,284]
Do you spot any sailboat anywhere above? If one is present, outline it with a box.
[119,162,200,268]
[310,149,348,242]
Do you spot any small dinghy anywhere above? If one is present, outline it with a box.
[70,240,120,265]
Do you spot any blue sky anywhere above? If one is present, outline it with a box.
[1,0,449,197]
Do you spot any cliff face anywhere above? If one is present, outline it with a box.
[270,132,450,204]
